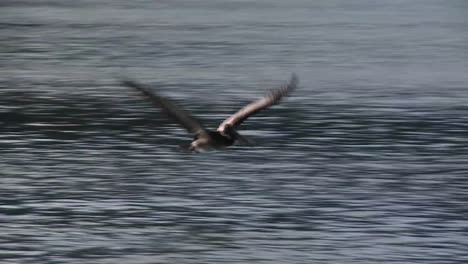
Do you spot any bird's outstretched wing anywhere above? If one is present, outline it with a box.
[217,73,298,133]
[122,80,206,135]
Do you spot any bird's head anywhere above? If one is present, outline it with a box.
[223,124,250,145]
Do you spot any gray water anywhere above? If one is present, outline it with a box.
[1,0,468,263]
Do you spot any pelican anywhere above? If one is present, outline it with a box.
[121,74,298,152]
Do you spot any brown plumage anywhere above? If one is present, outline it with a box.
[122,74,298,152]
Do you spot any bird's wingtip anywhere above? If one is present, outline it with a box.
[120,79,137,88]
[120,78,148,93]
[289,73,299,88]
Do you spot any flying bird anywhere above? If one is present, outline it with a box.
[121,74,298,152]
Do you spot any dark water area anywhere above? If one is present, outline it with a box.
[1,0,468,263]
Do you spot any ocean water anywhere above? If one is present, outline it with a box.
[1,0,468,263]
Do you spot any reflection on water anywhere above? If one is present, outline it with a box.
[1,0,468,263]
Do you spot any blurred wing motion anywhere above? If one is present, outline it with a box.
[122,80,206,135]
[217,73,298,132]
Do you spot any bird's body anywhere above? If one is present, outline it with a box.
[122,74,298,152]
[186,130,235,152]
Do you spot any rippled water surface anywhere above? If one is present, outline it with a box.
[1,0,468,263]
